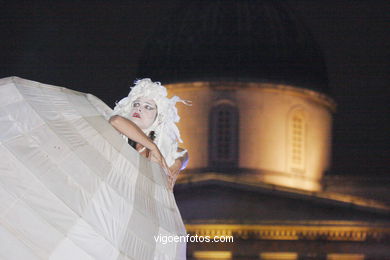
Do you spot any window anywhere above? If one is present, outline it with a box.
[260,252,298,260]
[193,251,232,259]
[209,104,239,171]
[287,108,306,174]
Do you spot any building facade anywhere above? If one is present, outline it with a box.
[137,1,390,258]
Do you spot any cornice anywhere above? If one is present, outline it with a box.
[166,81,337,113]
[185,221,390,242]
[175,172,390,214]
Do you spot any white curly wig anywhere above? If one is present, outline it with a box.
[112,78,190,166]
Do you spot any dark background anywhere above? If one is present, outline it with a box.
[1,0,388,177]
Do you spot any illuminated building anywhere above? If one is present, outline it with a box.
[138,1,390,258]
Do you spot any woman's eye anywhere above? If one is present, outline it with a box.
[145,105,152,110]
[132,102,140,107]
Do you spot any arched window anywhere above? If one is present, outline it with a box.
[287,108,306,174]
[209,103,239,171]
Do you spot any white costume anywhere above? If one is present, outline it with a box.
[0,77,187,260]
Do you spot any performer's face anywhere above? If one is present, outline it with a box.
[130,97,157,129]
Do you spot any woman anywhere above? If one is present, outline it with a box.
[109,78,190,189]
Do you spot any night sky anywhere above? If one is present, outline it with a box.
[1,1,388,177]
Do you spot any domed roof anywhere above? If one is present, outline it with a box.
[138,0,329,94]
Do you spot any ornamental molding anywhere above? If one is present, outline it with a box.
[185,222,390,242]
[166,81,337,112]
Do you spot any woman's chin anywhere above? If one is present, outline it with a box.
[130,118,141,126]
[133,121,149,130]
[130,118,154,130]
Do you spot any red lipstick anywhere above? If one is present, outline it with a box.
[132,112,141,118]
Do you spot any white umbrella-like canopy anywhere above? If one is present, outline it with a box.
[0,77,186,260]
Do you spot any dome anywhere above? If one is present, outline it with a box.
[137,0,329,94]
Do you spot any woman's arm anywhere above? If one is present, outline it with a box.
[109,115,156,150]
[109,115,169,174]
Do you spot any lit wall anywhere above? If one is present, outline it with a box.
[167,82,335,191]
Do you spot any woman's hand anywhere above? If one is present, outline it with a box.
[167,159,182,190]
[167,149,188,190]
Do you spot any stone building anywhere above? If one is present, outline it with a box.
[138,1,390,259]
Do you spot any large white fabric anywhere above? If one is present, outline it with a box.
[0,77,186,260]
